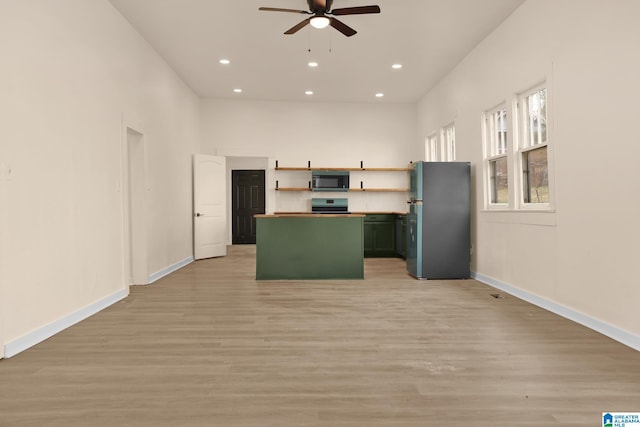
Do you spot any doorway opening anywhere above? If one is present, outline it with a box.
[232,170,265,244]
[0,165,5,357]
[123,127,148,285]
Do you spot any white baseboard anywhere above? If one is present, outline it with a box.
[4,288,128,358]
[2,257,194,358]
[472,272,640,352]
[147,256,193,284]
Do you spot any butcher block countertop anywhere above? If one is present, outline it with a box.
[353,211,407,215]
[257,211,407,217]
[256,213,364,218]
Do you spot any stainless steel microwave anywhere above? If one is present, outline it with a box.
[311,170,350,192]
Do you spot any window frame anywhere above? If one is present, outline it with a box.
[482,105,510,208]
[441,122,456,162]
[425,133,439,162]
[515,84,553,210]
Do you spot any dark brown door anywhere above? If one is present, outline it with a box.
[232,170,265,244]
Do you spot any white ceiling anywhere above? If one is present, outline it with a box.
[108,0,525,104]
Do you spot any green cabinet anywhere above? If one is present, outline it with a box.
[256,215,364,280]
[364,214,397,257]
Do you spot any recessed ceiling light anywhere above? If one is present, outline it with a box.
[219,59,231,65]
[308,62,319,68]
[233,88,242,93]
[392,63,402,69]
[305,90,314,95]
[375,93,384,98]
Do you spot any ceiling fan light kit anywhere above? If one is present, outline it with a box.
[259,0,380,37]
[310,16,330,29]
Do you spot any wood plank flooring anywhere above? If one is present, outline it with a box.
[1,245,639,426]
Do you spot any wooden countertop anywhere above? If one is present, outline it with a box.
[353,211,407,215]
[266,211,407,216]
[255,214,366,218]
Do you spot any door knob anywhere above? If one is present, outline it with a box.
[195,212,202,217]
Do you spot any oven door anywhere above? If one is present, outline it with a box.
[311,198,349,213]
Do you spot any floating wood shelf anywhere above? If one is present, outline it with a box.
[275,167,411,172]
[276,188,408,192]
[275,164,410,193]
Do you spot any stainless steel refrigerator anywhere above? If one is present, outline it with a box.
[406,161,470,279]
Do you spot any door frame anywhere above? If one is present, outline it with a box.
[121,118,148,286]
[231,169,266,244]
[225,157,269,244]
[0,161,6,358]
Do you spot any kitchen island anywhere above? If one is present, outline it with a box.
[255,214,365,280]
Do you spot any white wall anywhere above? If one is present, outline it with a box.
[201,99,420,215]
[417,0,640,345]
[0,0,201,356]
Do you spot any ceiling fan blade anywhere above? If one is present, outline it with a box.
[331,5,381,16]
[285,18,311,35]
[259,7,309,14]
[329,17,357,37]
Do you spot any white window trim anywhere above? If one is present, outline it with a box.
[441,122,456,162]
[482,105,510,209]
[487,153,509,206]
[514,83,554,211]
[425,132,439,162]
[481,71,556,227]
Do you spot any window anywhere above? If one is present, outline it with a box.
[426,123,455,162]
[483,107,509,205]
[441,123,456,161]
[425,133,439,162]
[482,83,552,213]
[518,87,549,205]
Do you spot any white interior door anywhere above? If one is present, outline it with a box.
[193,154,227,260]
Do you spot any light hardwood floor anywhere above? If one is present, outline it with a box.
[1,245,638,426]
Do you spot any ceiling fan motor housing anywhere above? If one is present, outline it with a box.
[308,0,333,13]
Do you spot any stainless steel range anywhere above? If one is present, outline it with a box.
[311,198,349,214]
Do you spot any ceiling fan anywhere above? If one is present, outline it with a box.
[259,0,381,37]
